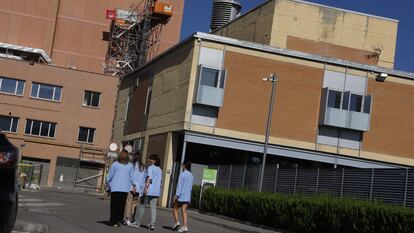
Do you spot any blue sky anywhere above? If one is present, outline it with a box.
[180,0,413,72]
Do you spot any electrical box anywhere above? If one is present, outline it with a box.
[153,2,173,16]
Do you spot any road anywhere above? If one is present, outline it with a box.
[15,191,277,233]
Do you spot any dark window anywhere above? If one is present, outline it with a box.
[363,95,372,114]
[0,116,19,133]
[32,121,41,135]
[31,83,62,101]
[49,124,56,138]
[25,120,32,134]
[0,77,25,95]
[40,123,50,137]
[83,91,101,107]
[342,92,350,110]
[200,67,220,87]
[25,119,56,138]
[327,90,342,109]
[350,94,363,112]
[219,70,226,88]
[78,127,95,143]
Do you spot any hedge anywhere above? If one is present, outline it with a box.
[198,187,414,233]
[190,185,201,209]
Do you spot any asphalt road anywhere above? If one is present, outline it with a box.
[16,191,277,233]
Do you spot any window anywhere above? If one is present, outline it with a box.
[78,127,95,143]
[25,119,56,138]
[199,66,226,88]
[144,85,153,115]
[350,94,363,112]
[0,77,24,95]
[31,83,62,101]
[327,90,342,109]
[363,95,372,113]
[0,116,19,133]
[83,91,101,107]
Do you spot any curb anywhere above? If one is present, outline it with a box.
[22,188,103,196]
[158,208,275,233]
[13,220,49,233]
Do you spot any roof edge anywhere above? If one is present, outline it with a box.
[194,32,414,80]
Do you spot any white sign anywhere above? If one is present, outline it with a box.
[116,9,138,22]
[124,145,133,153]
[109,143,118,152]
[107,152,118,158]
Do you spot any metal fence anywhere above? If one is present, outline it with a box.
[213,164,414,208]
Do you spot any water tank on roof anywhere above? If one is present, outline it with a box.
[210,0,242,32]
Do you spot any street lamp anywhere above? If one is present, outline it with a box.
[258,73,278,192]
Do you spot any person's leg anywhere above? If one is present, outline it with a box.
[130,194,139,221]
[172,201,181,230]
[109,192,117,225]
[135,196,148,224]
[181,204,189,227]
[172,201,180,224]
[123,192,133,222]
[149,197,158,226]
[118,192,128,223]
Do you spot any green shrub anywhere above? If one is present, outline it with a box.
[190,185,201,209]
[200,188,414,233]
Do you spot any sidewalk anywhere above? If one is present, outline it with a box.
[159,208,283,233]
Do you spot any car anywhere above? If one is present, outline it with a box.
[0,131,18,233]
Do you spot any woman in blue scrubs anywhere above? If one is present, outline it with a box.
[172,162,193,232]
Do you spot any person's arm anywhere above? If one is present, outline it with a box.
[175,173,184,201]
[106,163,115,183]
[144,167,153,195]
[130,166,137,194]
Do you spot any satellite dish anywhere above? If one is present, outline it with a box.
[109,143,118,152]
[124,145,133,153]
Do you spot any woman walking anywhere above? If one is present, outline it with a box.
[131,154,162,230]
[106,149,134,227]
[172,162,193,232]
[124,151,146,226]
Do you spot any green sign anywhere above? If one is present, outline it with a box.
[202,169,217,184]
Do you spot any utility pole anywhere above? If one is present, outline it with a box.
[258,73,278,192]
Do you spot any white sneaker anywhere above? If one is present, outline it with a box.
[129,222,140,228]
[124,220,131,226]
[172,222,180,231]
[178,226,188,232]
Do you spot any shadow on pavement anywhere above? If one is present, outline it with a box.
[96,220,112,226]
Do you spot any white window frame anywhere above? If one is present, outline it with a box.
[199,65,225,89]
[77,127,95,144]
[24,119,56,138]
[31,82,62,102]
[144,84,153,116]
[0,116,19,133]
[82,90,101,108]
[0,77,25,96]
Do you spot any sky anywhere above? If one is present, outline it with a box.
[180,0,414,73]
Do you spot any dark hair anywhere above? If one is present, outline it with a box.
[148,154,161,167]
[132,151,144,171]
[183,161,191,172]
[118,149,129,164]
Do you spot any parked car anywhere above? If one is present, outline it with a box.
[0,132,18,233]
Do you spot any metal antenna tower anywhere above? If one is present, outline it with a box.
[104,0,172,76]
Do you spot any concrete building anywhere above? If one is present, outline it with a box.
[0,57,118,187]
[113,0,414,206]
[0,0,184,73]
[0,0,185,188]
